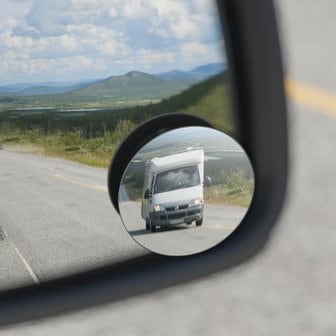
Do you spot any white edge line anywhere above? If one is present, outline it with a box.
[10,242,40,285]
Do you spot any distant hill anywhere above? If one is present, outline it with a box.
[0,63,227,111]
[42,64,224,105]
[69,71,231,131]
[156,69,193,80]
[0,83,35,94]
[157,63,226,81]
[0,79,99,96]
[0,63,225,99]
[0,72,197,110]
[188,63,227,80]
[57,70,196,103]
[16,82,93,96]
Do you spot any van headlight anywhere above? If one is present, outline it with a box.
[153,204,164,212]
[189,198,202,207]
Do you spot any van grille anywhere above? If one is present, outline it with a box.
[160,210,201,221]
[165,204,188,212]
[168,213,186,220]
[187,210,201,216]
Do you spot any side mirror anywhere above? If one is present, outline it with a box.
[144,189,150,199]
[204,176,212,188]
[0,0,288,326]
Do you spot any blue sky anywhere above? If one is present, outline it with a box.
[0,0,226,85]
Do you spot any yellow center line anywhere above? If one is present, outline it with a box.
[285,78,336,118]
[49,173,107,193]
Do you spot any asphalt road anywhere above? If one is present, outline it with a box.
[0,149,245,277]
[0,150,144,290]
[1,0,336,335]
[119,201,247,256]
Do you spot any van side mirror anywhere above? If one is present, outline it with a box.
[204,176,211,188]
[144,189,150,199]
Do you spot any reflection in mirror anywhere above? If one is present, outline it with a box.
[119,126,254,256]
[0,0,232,291]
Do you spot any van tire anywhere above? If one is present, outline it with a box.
[196,218,203,226]
[146,219,150,231]
[150,223,156,233]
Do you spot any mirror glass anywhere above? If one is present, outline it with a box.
[119,127,254,256]
[0,0,233,290]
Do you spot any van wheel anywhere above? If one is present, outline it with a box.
[146,219,150,231]
[196,218,203,226]
[150,223,156,233]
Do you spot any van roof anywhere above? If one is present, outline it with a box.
[147,149,204,174]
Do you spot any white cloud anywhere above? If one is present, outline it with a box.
[170,18,199,40]
[0,0,226,84]
[122,0,154,18]
[0,0,31,21]
[136,49,176,67]
[181,41,210,56]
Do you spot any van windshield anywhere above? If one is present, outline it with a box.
[154,166,200,194]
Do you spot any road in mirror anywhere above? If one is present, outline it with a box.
[118,127,254,256]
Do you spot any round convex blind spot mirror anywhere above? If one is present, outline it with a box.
[117,126,255,256]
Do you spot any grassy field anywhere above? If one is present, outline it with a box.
[204,171,254,207]
[0,120,135,167]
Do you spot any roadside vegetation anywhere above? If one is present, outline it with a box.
[0,74,232,166]
[204,171,254,207]
[0,120,135,167]
[0,73,254,206]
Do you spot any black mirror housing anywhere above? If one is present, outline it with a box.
[204,176,212,188]
[144,189,150,199]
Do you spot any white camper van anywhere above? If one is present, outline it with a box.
[141,149,210,232]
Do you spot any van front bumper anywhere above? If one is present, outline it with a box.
[150,205,203,226]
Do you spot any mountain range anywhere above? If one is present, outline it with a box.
[0,79,99,96]
[157,63,226,81]
[0,63,226,98]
